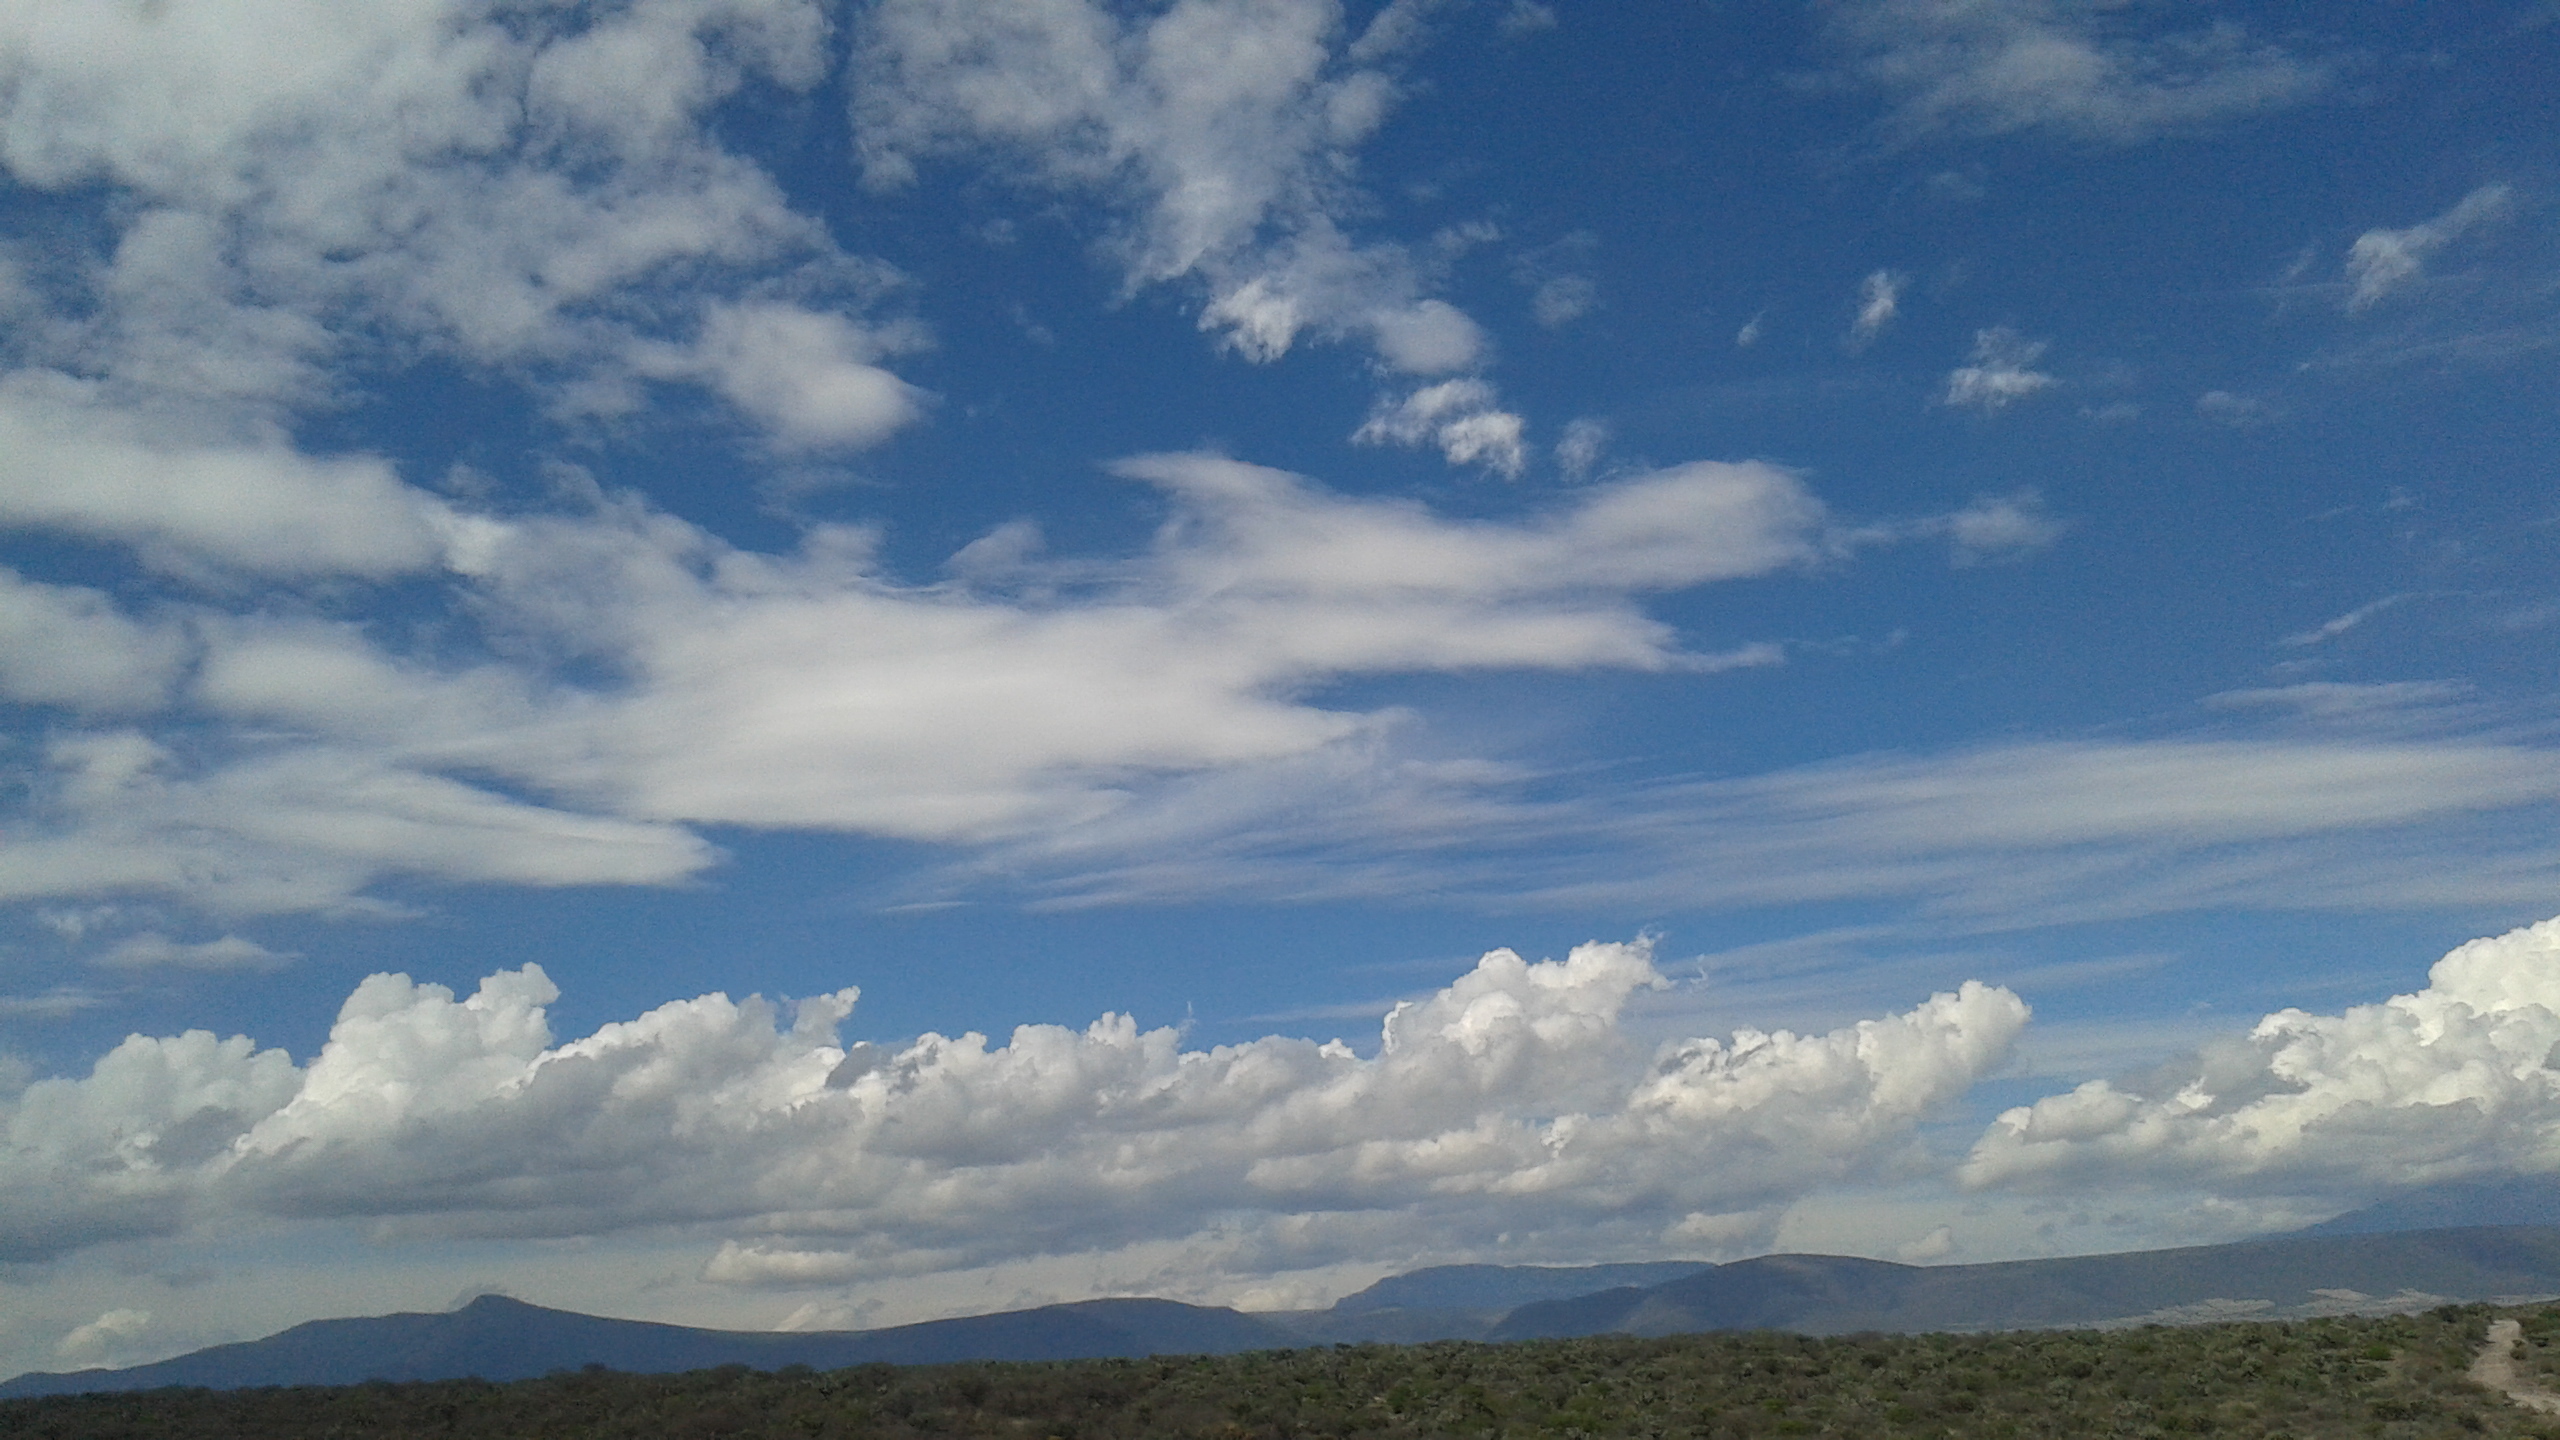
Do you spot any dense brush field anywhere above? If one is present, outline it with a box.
[10,1304,2559,1440]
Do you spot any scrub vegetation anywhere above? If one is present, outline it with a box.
[8,1304,2556,1440]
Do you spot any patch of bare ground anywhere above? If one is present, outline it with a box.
[2474,1317,2560,1414]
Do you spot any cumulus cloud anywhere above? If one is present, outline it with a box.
[1963,915,2560,1197]
[56,1308,153,1362]
[0,0,886,447]
[1831,0,2331,145]
[1942,327,2056,410]
[1352,380,1529,476]
[680,303,930,451]
[0,941,2026,1273]
[853,0,1486,377]
[2345,185,2513,312]
[1850,269,1903,347]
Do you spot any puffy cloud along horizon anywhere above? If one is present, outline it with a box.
[1966,916,2560,1197]
[2,939,2026,1275]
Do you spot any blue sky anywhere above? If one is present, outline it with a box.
[3,0,2559,1378]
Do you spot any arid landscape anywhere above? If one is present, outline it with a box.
[14,1301,2560,1439]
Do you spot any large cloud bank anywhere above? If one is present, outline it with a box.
[4,451,1868,915]
[1965,915,2560,1196]
[2,941,2026,1275]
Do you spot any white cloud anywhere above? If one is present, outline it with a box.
[0,373,486,579]
[1556,417,1610,480]
[95,933,293,973]
[56,1308,152,1362]
[1942,326,2055,410]
[1,1025,303,1259]
[1351,380,1528,476]
[2345,185,2513,312]
[681,303,930,451]
[2281,593,2414,648]
[4,453,1834,910]
[1735,311,1766,348]
[5,732,717,916]
[0,988,111,1020]
[1942,490,2067,564]
[947,729,2560,926]
[1124,453,1825,600]
[2196,389,2274,427]
[0,0,879,446]
[1496,2,1558,39]
[1850,269,1902,346]
[1963,914,2560,1197]
[491,454,1817,833]
[1532,275,1597,328]
[1832,0,2331,145]
[1362,297,1489,374]
[1852,488,2065,565]
[853,0,1489,377]
[0,567,186,712]
[2205,681,2467,721]
[1,942,2026,1273]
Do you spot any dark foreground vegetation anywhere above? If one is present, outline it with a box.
[9,1303,2559,1440]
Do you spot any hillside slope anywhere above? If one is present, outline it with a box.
[1495,1226,2560,1339]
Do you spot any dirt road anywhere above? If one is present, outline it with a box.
[2472,1319,2560,1414]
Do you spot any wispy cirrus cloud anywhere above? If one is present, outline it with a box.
[2281,593,2417,647]
[2345,185,2513,311]
[1942,327,2056,410]
[1849,269,1903,348]
[93,932,295,973]
[943,724,2560,930]
[1830,0,2334,146]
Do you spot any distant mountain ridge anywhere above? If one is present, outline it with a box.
[14,1226,2560,1399]
[1490,1226,2560,1340]
[1328,1261,1713,1315]
[0,1295,1297,1400]
[2302,1178,2560,1237]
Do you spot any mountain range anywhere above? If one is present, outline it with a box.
[12,1219,2560,1399]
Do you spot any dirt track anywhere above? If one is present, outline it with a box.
[2472,1319,2560,1414]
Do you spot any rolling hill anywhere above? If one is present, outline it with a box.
[1491,1225,2560,1339]
[14,1226,2560,1398]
